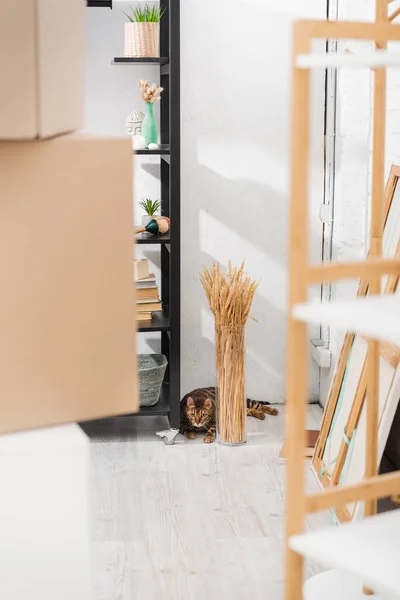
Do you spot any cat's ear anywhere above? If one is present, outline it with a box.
[204,398,213,409]
[187,396,195,409]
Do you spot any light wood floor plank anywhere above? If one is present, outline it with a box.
[87,407,332,599]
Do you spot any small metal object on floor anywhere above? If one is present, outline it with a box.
[156,428,180,445]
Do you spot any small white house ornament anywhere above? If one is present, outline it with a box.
[125,110,145,136]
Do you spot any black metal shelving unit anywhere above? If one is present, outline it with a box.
[87,0,112,8]
[85,0,181,429]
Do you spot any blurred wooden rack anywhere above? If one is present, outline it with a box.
[285,6,400,600]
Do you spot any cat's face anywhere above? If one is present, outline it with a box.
[186,396,213,428]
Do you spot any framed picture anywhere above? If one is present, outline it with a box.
[312,164,400,522]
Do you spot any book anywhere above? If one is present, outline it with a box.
[136,287,159,301]
[136,301,162,312]
[136,283,157,291]
[134,258,149,281]
[136,282,157,290]
[135,273,157,288]
[136,312,152,321]
[137,273,155,282]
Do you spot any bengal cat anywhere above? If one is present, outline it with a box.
[180,386,279,443]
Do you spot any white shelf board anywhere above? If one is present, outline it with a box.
[304,570,392,600]
[296,51,400,69]
[293,294,400,346]
[290,510,400,598]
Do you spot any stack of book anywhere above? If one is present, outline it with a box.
[136,273,162,323]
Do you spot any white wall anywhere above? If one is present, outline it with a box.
[320,0,400,405]
[181,0,326,402]
[85,0,327,404]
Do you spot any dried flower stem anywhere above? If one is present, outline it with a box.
[137,79,163,104]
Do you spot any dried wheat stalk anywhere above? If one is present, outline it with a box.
[137,79,163,104]
[200,261,259,444]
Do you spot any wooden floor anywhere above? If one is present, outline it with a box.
[83,405,331,600]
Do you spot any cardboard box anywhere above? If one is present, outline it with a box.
[0,0,85,139]
[0,135,138,433]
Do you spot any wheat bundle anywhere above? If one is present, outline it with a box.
[200,261,259,444]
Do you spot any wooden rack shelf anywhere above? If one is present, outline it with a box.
[293,294,400,347]
[285,12,400,600]
[290,509,400,598]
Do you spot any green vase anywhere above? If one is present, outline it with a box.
[141,102,157,148]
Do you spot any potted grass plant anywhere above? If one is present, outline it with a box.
[139,198,161,226]
[124,4,165,58]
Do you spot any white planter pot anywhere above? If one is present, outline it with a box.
[124,22,160,58]
[141,215,158,227]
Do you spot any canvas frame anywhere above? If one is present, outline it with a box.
[311,165,400,522]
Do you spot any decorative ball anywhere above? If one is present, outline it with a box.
[148,143,159,150]
[132,135,145,150]
[157,218,169,234]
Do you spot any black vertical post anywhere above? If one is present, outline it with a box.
[160,2,170,148]
[161,243,170,383]
[168,0,181,428]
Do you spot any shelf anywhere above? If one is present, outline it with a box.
[137,309,170,332]
[78,385,171,436]
[137,384,171,416]
[113,57,169,66]
[303,570,391,600]
[293,294,400,346]
[87,0,112,7]
[112,0,161,3]
[134,145,170,155]
[135,232,170,244]
[290,510,400,598]
[296,51,400,70]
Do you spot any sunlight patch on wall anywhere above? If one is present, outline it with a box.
[246,346,283,384]
[197,135,288,195]
[200,306,215,344]
[199,210,287,311]
[238,0,327,19]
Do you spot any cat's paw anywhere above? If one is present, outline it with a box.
[185,431,197,440]
[248,409,265,420]
[204,434,215,444]
[269,407,279,416]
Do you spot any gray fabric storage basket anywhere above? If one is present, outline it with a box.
[138,354,168,407]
